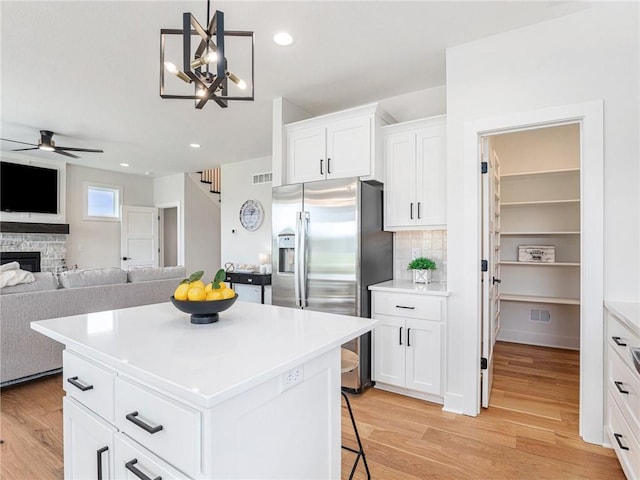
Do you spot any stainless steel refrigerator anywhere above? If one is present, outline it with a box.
[272,177,393,392]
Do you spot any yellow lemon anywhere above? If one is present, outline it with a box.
[190,280,205,290]
[204,283,214,293]
[217,281,228,290]
[206,290,223,301]
[221,288,235,299]
[174,283,190,301]
[187,286,206,301]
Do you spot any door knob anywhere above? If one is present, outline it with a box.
[492,277,501,284]
[122,256,131,261]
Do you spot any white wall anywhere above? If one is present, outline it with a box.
[379,85,447,123]
[445,2,639,415]
[220,156,273,269]
[154,173,185,267]
[65,164,154,269]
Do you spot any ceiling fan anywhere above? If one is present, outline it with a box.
[0,130,103,159]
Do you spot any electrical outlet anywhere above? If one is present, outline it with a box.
[280,365,304,392]
[411,248,420,259]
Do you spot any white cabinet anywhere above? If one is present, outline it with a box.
[114,434,189,480]
[372,290,444,400]
[605,305,640,480]
[286,103,390,185]
[383,116,446,230]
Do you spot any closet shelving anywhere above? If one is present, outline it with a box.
[499,167,580,306]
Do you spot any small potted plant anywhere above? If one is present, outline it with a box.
[407,257,437,284]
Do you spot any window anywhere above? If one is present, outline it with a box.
[83,182,122,221]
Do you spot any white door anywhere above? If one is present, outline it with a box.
[373,315,406,387]
[287,126,326,184]
[481,138,501,408]
[121,205,159,269]
[325,116,371,179]
[384,131,416,228]
[63,397,115,480]
[405,319,442,395]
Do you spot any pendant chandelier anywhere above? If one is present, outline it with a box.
[160,0,254,109]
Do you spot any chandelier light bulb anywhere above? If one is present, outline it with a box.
[164,61,192,84]
[190,51,218,69]
[196,87,207,97]
[227,71,247,90]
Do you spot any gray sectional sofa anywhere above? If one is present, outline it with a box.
[0,266,186,386]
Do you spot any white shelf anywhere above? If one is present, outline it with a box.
[501,168,580,178]
[500,231,580,236]
[500,294,580,305]
[500,261,580,267]
[501,199,580,207]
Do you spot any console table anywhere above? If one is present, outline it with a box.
[225,272,271,304]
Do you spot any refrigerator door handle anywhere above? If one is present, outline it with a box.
[299,211,310,307]
[294,212,303,307]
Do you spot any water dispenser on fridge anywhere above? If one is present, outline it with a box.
[277,234,295,273]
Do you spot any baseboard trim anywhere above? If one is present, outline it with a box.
[497,329,579,350]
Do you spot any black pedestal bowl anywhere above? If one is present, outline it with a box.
[170,294,238,324]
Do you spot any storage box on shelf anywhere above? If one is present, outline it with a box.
[382,115,446,230]
[605,302,640,480]
[285,103,392,185]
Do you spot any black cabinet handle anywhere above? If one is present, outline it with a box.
[612,336,627,346]
[67,376,94,392]
[410,203,414,220]
[396,305,415,310]
[125,459,162,480]
[399,327,403,346]
[613,433,629,451]
[320,159,323,175]
[417,202,421,219]
[407,328,411,347]
[126,411,163,434]
[97,446,108,480]
[327,157,331,174]
[614,381,630,394]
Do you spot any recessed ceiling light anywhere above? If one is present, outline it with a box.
[273,32,293,46]
[190,143,201,148]
[120,163,129,167]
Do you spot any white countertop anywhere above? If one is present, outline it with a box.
[32,301,376,409]
[605,301,640,337]
[368,279,450,296]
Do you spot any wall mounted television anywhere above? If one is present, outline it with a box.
[0,161,58,214]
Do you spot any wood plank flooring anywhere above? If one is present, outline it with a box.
[1,342,624,479]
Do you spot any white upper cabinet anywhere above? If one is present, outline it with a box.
[383,116,447,230]
[285,103,391,185]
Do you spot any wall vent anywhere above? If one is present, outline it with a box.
[252,172,272,185]
[530,308,551,322]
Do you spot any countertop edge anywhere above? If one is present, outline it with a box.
[604,301,640,338]
[368,281,450,296]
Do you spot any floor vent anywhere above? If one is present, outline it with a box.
[252,172,272,185]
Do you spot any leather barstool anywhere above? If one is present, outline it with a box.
[340,348,371,479]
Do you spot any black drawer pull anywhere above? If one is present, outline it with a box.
[614,381,630,395]
[67,376,94,392]
[126,411,163,434]
[396,305,415,310]
[613,433,630,451]
[97,446,108,480]
[125,459,162,480]
[612,336,627,347]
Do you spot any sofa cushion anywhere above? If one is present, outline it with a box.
[127,266,186,283]
[0,272,58,295]
[58,267,127,289]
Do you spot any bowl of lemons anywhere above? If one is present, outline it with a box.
[171,269,238,324]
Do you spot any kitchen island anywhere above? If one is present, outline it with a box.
[32,300,376,479]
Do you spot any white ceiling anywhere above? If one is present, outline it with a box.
[0,1,586,177]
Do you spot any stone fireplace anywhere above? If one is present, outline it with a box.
[0,251,42,272]
[0,222,68,273]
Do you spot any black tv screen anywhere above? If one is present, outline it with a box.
[0,162,58,214]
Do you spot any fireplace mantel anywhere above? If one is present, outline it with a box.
[0,222,69,234]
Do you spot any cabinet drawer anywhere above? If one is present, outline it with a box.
[114,433,190,480]
[608,344,640,433]
[608,314,640,376]
[114,377,201,478]
[373,292,443,321]
[607,392,640,480]
[63,350,115,423]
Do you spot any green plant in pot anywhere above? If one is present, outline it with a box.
[407,257,437,284]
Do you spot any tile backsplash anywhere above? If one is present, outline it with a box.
[394,230,447,283]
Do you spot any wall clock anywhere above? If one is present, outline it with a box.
[239,199,264,231]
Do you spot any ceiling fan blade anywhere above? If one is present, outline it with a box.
[53,149,80,159]
[0,138,38,147]
[55,146,103,153]
[11,147,39,152]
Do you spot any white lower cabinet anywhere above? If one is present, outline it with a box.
[372,291,445,400]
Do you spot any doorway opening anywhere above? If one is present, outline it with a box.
[481,123,581,428]
[160,206,179,267]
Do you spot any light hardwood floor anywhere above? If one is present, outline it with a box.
[1,342,625,479]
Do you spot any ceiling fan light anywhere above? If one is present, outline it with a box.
[39,144,54,152]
